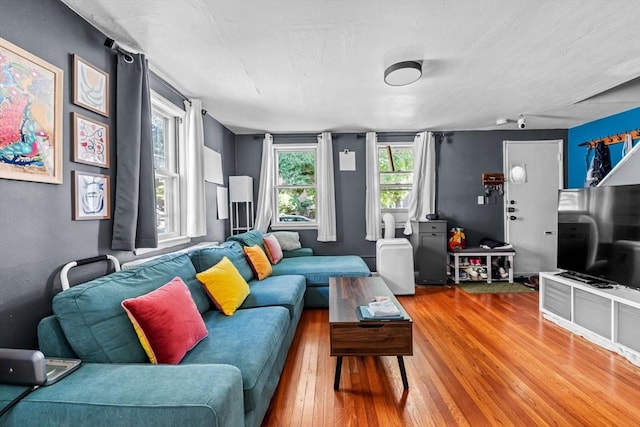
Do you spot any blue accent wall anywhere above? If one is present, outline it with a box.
[567,107,640,188]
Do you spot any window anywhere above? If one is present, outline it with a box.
[379,143,414,223]
[272,145,317,229]
[150,92,187,246]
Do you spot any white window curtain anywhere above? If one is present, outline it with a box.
[404,131,436,235]
[365,131,382,241]
[317,132,336,241]
[184,99,206,237]
[254,133,274,232]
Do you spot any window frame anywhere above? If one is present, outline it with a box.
[138,91,189,254]
[378,141,414,227]
[271,143,318,230]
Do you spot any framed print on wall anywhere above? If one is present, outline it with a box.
[73,170,111,220]
[0,38,64,184]
[73,54,109,117]
[73,112,110,168]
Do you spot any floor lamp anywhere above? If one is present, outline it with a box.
[229,176,254,235]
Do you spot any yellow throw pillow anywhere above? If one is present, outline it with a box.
[196,256,250,316]
[244,245,273,280]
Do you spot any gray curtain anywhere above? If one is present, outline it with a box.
[111,52,158,250]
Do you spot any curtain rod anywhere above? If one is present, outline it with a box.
[356,131,445,139]
[252,134,340,140]
[149,70,188,102]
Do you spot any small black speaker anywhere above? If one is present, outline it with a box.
[0,348,47,386]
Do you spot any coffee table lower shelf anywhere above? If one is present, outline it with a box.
[329,276,413,391]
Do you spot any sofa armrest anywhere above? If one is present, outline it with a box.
[38,315,78,358]
[0,363,244,427]
[282,248,314,258]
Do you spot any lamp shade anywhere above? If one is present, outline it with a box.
[384,61,422,86]
[229,176,253,202]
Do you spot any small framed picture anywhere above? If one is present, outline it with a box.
[73,171,111,220]
[73,113,110,168]
[73,54,109,117]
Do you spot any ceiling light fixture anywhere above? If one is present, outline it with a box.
[384,61,422,86]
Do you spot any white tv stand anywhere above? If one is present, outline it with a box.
[539,272,640,367]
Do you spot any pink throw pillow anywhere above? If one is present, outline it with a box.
[263,234,284,264]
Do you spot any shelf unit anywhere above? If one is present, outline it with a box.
[448,248,515,284]
[539,272,640,367]
[409,220,448,285]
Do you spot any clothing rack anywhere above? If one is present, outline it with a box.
[577,129,640,148]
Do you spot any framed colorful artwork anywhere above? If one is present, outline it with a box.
[0,38,64,184]
[73,170,111,220]
[73,54,109,117]
[73,113,110,168]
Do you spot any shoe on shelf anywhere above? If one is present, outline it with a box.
[477,267,488,279]
[465,267,479,279]
[498,267,508,279]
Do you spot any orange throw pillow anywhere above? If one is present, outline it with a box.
[244,245,273,280]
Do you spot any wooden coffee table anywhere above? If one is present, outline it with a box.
[329,276,413,390]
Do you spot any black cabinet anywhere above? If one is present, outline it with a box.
[409,220,448,285]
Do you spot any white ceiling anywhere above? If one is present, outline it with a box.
[61,0,640,134]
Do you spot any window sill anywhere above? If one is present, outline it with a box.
[134,236,191,256]
[270,223,317,231]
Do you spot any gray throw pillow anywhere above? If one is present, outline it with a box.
[269,231,302,251]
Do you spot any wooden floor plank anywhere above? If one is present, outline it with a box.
[263,285,640,426]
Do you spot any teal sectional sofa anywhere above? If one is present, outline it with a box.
[226,230,371,307]
[0,231,370,426]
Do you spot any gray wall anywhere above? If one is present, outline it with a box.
[438,130,567,245]
[0,0,235,349]
[235,130,567,269]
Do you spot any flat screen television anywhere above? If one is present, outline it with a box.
[557,184,640,289]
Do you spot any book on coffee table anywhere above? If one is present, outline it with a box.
[356,306,407,321]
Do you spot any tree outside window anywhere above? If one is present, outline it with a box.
[274,147,317,226]
[379,144,413,210]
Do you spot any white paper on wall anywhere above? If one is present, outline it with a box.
[339,150,356,171]
[204,147,224,184]
[217,187,229,219]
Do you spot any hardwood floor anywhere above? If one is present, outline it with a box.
[263,285,640,426]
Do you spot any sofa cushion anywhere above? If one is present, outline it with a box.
[121,277,208,364]
[53,253,208,363]
[244,245,273,280]
[196,257,250,316]
[189,241,254,282]
[241,275,305,318]
[227,229,265,250]
[282,247,314,258]
[0,363,244,427]
[271,255,370,286]
[181,306,289,413]
[263,234,283,264]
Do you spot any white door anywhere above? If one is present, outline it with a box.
[503,140,563,276]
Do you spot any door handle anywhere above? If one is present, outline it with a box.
[544,231,556,235]
[509,216,517,221]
